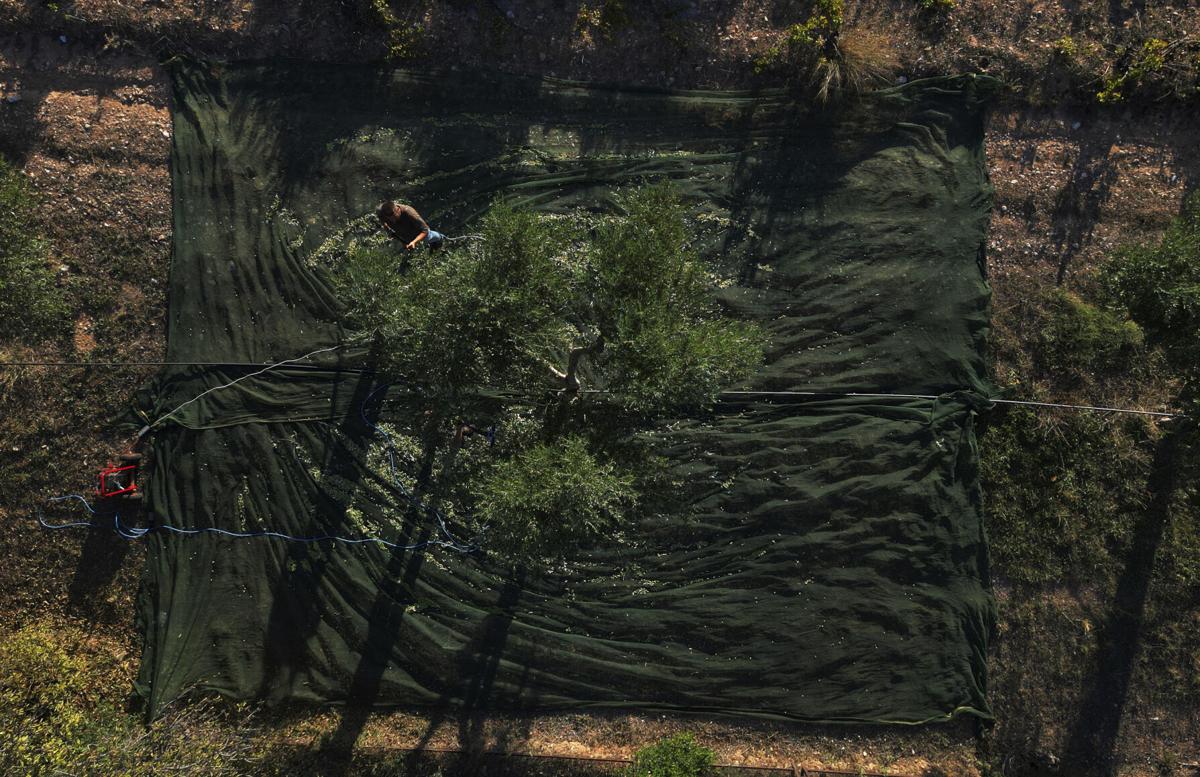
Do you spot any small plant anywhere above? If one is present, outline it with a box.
[0,156,68,342]
[1096,37,1170,103]
[916,0,956,14]
[626,732,716,777]
[1048,36,1104,77]
[755,0,844,76]
[362,0,423,60]
[40,0,67,19]
[1052,35,1077,60]
[1040,34,1112,103]
[575,0,631,45]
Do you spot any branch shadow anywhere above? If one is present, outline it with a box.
[457,572,528,752]
[313,500,435,776]
[313,412,486,776]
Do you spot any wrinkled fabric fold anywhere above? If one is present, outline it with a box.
[135,61,997,724]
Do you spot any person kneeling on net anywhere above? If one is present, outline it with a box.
[376,201,445,251]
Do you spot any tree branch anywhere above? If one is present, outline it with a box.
[561,336,605,392]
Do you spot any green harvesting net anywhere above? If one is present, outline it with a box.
[131,61,997,723]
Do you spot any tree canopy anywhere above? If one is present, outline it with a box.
[332,182,765,561]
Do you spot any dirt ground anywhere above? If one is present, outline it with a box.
[0,1,1198,775]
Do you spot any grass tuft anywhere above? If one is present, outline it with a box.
[755,1,897,102]
[981,407,1152,587]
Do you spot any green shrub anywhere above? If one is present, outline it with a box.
[626,732,715,777]
[0,156,68,342]
[0,620,102,773]
[755,0,843,76]
[1034,288,1144,382]
[575,0,631,44]
[1101,191,1200,385]
[0,620,260,776]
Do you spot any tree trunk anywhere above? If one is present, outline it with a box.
[553,336,605,392]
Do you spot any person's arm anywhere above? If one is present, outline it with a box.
[405,229,428,251]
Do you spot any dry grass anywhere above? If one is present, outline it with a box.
[812,28,900,102]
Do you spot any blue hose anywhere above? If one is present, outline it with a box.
[39,493,475,552]
[38,384,482,554]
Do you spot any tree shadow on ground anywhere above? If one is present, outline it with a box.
[399,570,530,772]
[256,353,390,700]
[313,425,526,776]
[1062,420,1190,776]
[312,500,435,776]
[455,572,530,755]
[65,523,131,618]
[1050,121,1119,286]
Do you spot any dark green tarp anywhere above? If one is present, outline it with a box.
[133,61,997,724]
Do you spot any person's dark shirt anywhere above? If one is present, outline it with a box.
[388,204,429,244]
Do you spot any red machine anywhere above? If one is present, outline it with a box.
[97,452,143,502]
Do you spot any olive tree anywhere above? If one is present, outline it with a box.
[333,182,765,561]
